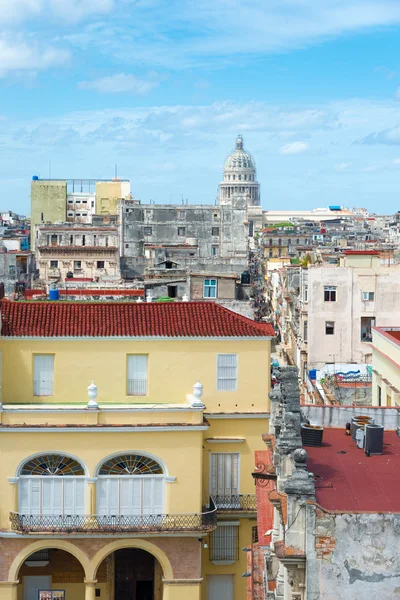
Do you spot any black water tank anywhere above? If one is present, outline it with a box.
[301,424,324,447]
[365,424,384,455]
[66,271,73,279]
[241,271,251,285]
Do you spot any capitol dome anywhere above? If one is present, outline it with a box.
[224,135,256,173]
[219,134,260,206]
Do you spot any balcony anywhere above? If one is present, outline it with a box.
[213,494,257,512]
[10,502,217,534]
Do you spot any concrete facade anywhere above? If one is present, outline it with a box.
[120,193,249,278]
[35,223,120,283]
[31,180,67,250]
[371,327,400,407]
[307,253,400,369]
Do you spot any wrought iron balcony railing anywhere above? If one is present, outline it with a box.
[213,494,257,511]
[10,501,217,534]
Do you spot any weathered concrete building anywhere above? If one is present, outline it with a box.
[251,366,400,600]
[35,223,120,284]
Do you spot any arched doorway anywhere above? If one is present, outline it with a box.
[95,548,163,600]
[16,548,89,600]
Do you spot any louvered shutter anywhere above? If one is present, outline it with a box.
[152,479,164,514]
[63,480,75,515]
[231,454,239,495]
[210,454,218,496]
[34,355,54,396]
[216,354,237,391]
[130,479,142,515]
[127,355,148,396]
[42,479,53,515]
[97,479,108,514]
[75,480,85,515]
[120,479,131,516]
[30,479,40,514]
[142,478,153,515]
[19,479,30,513]
[53,480,63,515]
[108,479,119,515]
[207,575,234,600]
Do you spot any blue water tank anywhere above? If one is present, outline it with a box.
[32,175,39,181]
[49,289,60,301]
[329,205,341,211]
[309,369,317,380]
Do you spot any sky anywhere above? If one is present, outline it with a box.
[2,1,400,214]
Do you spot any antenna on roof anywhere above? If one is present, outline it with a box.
[115,163,118,179]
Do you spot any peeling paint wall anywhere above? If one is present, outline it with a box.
[307,509,400,600]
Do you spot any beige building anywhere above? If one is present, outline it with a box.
[31,179,67,250]
[306,251,400,369]
[35,223,120,283]
[371,326,400,406]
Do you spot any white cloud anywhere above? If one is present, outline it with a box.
[280,141,309,155]
[0,0,113,23]
[53,1,400,69]
[78,72,160,95]
[358,124,400,145]
[0,38,69,75]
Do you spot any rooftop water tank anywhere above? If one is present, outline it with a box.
[365,424,384,455]
[49,289,60,301]
[32,175,39,181]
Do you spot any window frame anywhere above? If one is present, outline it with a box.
[363,291,375,301]
[216,354,238,391]
[211,227,220,237]
[204,278,217,298]
[127,354,148,396]
[33,354,55,397]
[96,260,105,269]
[325,321,335,336]
[210,522,240,564]
[50,260,58,269]
[177,226,186,237]
[324,286,337,302]
[143,226,152,236]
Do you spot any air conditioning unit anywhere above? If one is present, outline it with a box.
[365,424,384,455]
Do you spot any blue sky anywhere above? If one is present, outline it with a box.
[2,1,400,214]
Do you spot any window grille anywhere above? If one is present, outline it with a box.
[324,286,336,302]
[210,523,239,562]
[127,355,148,396]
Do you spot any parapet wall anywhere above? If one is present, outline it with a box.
[302,404,399,430]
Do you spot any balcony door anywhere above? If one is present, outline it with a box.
[96,454,165,516]
[18,454,86,516]
[210,453,239,507]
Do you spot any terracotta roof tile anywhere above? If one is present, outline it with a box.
[0,300,275,338]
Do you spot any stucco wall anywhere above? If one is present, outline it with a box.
[302,404,399,430]
[309,509,400,600]
[31,181,67,251]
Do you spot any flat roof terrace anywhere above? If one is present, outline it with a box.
[306,428,400,512]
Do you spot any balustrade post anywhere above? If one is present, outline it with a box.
[84,580,97,600]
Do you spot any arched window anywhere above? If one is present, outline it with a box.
[19,454,86,516]
[97,454,165,516]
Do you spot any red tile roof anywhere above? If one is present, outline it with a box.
[306,428,400,512]
[0,300,275,338]
[344,250,379,256]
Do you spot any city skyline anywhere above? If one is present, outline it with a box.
[1,1,400,213]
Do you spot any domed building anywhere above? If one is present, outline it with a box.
[219,134,260,206]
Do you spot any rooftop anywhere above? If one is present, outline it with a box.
[0,300,275,338]
[306,428,400,512]
[373,326,400,347]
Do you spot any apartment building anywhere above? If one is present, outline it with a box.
[371,326,400,407]
[35,223,120,284]
[0,301,274,600]
[307,251,400,370]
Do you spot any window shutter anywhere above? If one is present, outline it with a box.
[127,355,148,396]
[63,480,75,515]
[30,479,40,514]
[120,479,131,515]
[130,478,142,515]
[152,479,164,514]
[210,454,218,496]
[108,479,119,515]
[53,480,63,515]
[75,480,85,515]
[97,479,108,514]
[231,454,239,494]
[42,479,54,515]
[142,478,153,515]
[217,354,237,391]
[34,355,54,396]
[19,479,30,513]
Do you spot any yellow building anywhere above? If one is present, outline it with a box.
[31,180,67,251]
[371,326,400,406]
[96,181,131,215]
[0,301,273,600]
